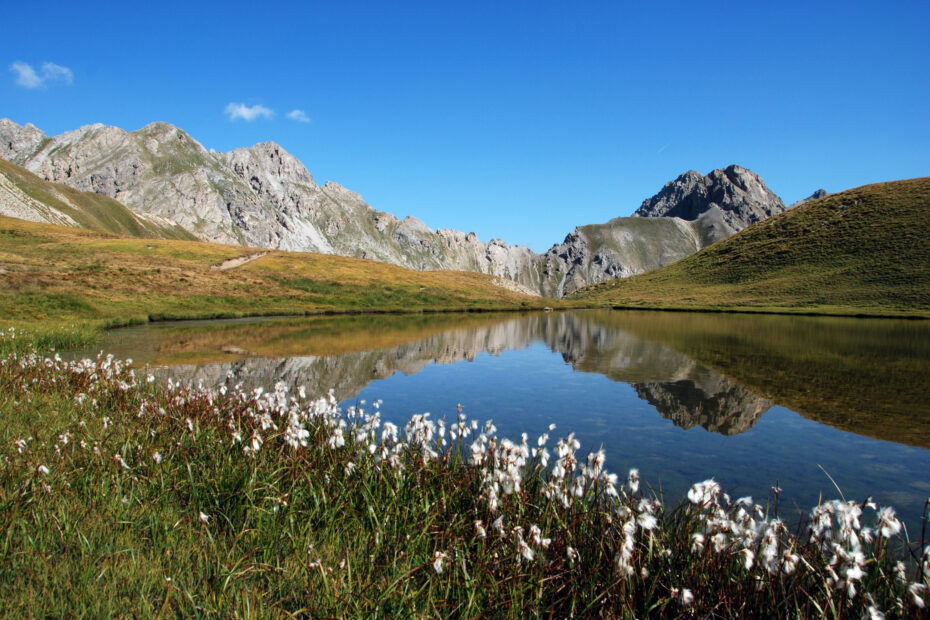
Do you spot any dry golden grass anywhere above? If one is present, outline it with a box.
[573,177,930,317]
[0,216,551,331]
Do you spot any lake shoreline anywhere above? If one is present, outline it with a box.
[94,300,930,339]
[605,304,930,320]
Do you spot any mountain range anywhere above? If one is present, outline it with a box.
[0,118,799,296]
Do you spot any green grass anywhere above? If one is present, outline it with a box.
[0,215,554,341]
[0,346,926,617]
[571,177,930,316]
[0,325,99,357]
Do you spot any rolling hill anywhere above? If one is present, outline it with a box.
[571,177,930,316]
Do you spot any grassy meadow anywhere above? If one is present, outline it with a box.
[1,342,928,617]
[572,177,930,317]
[0,215,555,351]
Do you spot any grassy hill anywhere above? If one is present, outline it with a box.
[0,216,549,339]
[571,177,930,316]
[0,158,196,241]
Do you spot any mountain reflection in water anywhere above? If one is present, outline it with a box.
[78,310,930,532]
[84,310,930,447]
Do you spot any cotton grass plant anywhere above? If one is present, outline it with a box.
[0,335,928,616]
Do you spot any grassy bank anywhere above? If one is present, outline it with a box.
[0,215,558,345]
[1,342,927,617]
[571,177,930,317]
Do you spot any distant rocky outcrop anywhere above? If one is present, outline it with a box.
[1,119,789,296]
[788,189,828,209]
[541,165,788,296]
[634,165,786,228]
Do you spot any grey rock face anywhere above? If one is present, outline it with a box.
[0,119,47,161]
[634,164,787,229]
[541,217,707,296]
[541,165,788,296]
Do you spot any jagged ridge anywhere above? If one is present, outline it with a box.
[1,119,789,296]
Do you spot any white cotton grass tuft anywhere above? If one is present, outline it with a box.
[671,587,694,607]
[909,583,928,609]
[432,551,447,574]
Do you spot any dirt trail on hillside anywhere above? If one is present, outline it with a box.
[211,251,269,271]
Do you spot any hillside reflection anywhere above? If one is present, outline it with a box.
[85,310,930,446]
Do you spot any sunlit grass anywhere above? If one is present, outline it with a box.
[0,215,556,339]
[0,336,927,617]
[572,177,930,317]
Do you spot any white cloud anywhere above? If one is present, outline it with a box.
[286,109,311,123]
[10,61,74,89]
[10,62,41,88]
[41,62,73,85]
[225,102,275,121]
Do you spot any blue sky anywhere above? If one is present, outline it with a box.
[3,1,928,252]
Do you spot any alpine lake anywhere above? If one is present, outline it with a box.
[68,310,930,534]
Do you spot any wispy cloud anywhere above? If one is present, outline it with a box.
[225,102,275,121]
[42,62,73,84]
[286,109,311,123]
[10,61,73,89]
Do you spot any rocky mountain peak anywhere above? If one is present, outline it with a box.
[139,121,179,136]
[224,141,315,187]
[136,121,204,149]
[0,118,48,162]
[634,164,786,229]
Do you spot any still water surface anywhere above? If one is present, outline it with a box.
[74,310,930,532]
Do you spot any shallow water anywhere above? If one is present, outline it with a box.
[71,310,930,533]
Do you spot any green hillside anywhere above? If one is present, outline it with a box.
[0,158,196,241]
[572,177,930,316]
[0,216,548,338]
